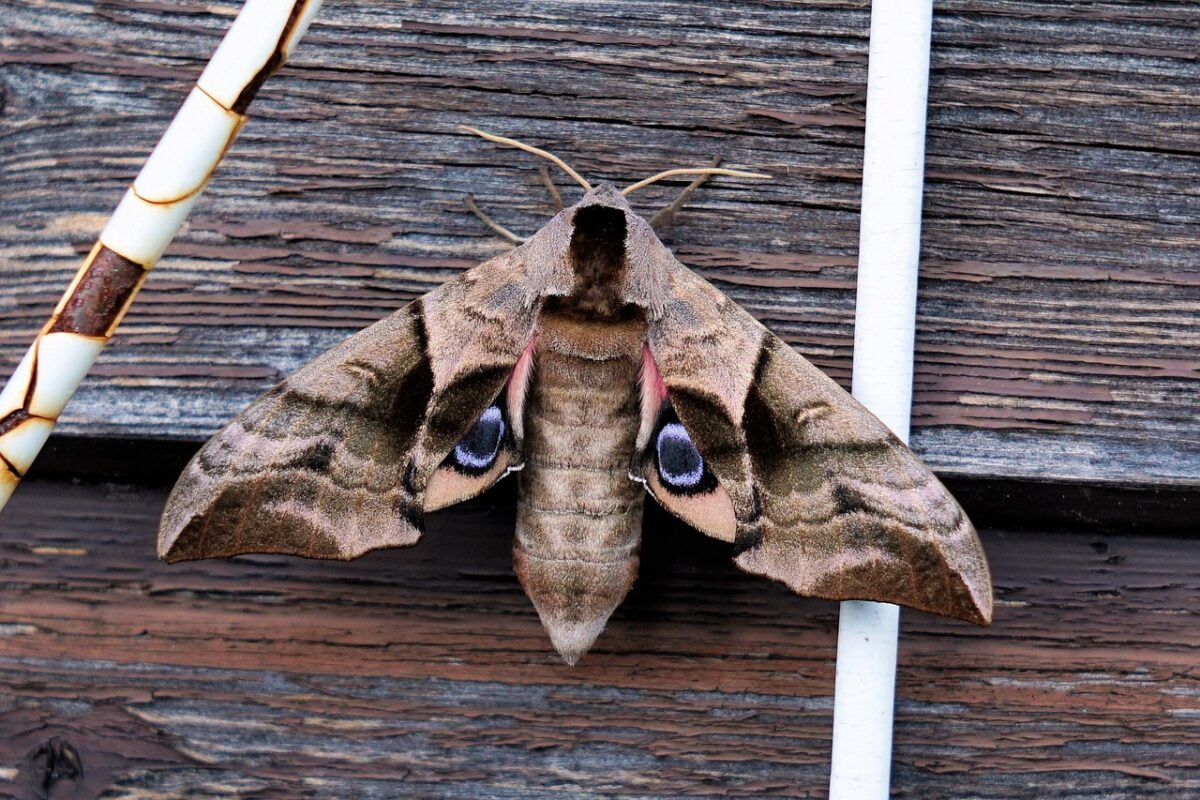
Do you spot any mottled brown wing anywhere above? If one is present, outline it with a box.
[644,264,993,625]
[158,250,538,562]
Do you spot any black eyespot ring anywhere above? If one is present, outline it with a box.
[652,406,718,495]
[446,403,506,475]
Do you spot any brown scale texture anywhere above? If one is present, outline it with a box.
[514,312,647,661]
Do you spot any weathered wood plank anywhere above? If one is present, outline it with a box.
[1,479,1198,798]
[0,0,1197,487]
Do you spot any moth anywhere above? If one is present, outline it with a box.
[158,136,993,664]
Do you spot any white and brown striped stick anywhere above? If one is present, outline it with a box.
[0,0,324,511]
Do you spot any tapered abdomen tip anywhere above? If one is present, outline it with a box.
[513,549,638,666]
[543,616,611,666]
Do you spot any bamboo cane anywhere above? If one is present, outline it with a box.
[827,0,935,796]
[0,0,325,511]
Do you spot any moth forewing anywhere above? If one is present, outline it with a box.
[158,247,534,562]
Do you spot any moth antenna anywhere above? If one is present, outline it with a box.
[623,167,772,196]
[650,155,722,231]
[459,125,593,192]
[465,195,525,245]
[538,166,564,213]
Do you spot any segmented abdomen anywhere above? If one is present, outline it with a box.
[513,313,646,664]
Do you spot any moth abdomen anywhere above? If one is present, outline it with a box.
[514,311,646,664]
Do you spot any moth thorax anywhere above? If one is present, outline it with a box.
[550,204,634,321]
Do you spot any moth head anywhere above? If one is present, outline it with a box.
[569,184,634,275]
[523,183,677,318]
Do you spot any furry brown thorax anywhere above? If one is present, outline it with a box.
[159,182,992,666]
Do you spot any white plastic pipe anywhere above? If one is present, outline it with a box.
[828,0,935,797]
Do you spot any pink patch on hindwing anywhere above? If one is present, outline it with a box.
[507,334,538,441]
[637,344,667,451]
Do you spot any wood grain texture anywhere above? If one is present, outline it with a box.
[0,0,1196,487]
[1,479,1198,798]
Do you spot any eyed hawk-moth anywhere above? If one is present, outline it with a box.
[158,182,993,664]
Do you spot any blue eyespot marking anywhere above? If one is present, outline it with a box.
[451,405,505,473]
[656,422,705,489]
